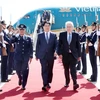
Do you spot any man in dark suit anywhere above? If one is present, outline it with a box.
[57,21,81,91]
[36,21,57,91]
[87,22,97,82]
[11,24,33,90]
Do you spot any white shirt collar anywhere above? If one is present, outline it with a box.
[67,32,72,35]
[45,31,50,38]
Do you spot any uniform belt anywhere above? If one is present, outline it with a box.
[80,42,86,45]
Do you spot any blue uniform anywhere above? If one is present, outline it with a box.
[1,30,11,82]
[11,34,33,88]
[80,32,87,74]
[87,30,97,81]
[7,33,15,75]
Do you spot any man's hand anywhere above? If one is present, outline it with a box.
[59,55,62,59]
[36,58,38,61]
[54,52,57,56]
[78,57,81,61]
[29,58,32,64]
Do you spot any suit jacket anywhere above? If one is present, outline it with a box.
[36,32,57,59]
[57,31,81,59]
[11,34,33,61]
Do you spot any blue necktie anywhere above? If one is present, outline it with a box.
[68,34,71,44]
[46,33,49,43]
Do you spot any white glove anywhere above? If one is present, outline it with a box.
[2,43,6,48]
[86,33,90,37]
[88,42,93,46]
[97,31,100,36]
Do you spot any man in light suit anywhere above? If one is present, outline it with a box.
[57,21,81,91]
[36,21,57,91]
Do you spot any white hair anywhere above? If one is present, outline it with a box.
[65,21,74,28]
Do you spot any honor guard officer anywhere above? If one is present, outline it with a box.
[7,25,15,75]
[76,27,81,70]
[11,24,33,90]
[0,21,11,82]
[79,25,87,74]
[87,22,97,82]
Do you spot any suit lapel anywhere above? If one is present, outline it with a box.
[43,32,48,44]
[65,32,68,45]
[43,32,52,44]
[70,32,73,45]
[48,33,52,44]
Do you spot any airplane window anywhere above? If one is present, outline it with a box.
[62,14,65,17]
[89,13,91,16]
[70,14,72,17]
[86,13,88,16]
[78,14,80,17]
[74,14,76,17]
[66,14,68,17]
[24,15,30,19]
[82,14,84,16]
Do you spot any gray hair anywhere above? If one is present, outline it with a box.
[65,21,74,28]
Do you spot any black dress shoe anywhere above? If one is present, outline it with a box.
[42,87,47,91]
[79,72,86,75]
[21,87,26,90]
[73,84,79,91]
[2,79,11,82]
[47,84,51,88]
[64,84,69,87]
[6,79,11,82]
[0,89,2,92]
[77,68,80,71]
[87,78,97,82]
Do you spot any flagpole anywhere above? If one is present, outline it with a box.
[76,17,79,27]
[84,14,86,22]
[16,20,20,28]
[10,14,12,25]
[84,14,88,26]
[95,8,99,22]
[0,7,2,21]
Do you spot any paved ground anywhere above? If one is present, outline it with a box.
[0,54,100,89]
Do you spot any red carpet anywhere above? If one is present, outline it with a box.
[0,59,100,100]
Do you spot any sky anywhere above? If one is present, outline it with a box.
[0,0,100,25]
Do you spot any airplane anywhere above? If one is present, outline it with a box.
[13,7,100,34]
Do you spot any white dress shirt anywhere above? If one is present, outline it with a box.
[45,32,50,40]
